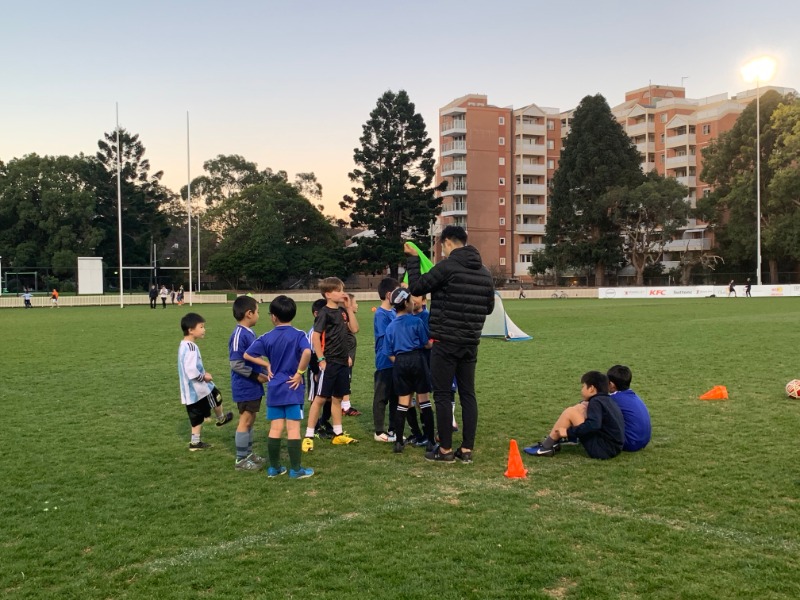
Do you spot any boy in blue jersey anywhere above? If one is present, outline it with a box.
[303,277,360,452]
[372,277,399,442]
[177,313,233,451]
[385,288,434,454]
[229,295,269,471]
[607,365,651,452]
[244,295,314,479]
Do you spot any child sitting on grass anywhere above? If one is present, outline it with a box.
[177,313,233,451]
[244,295,314,479]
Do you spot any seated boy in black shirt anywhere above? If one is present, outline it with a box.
[523,371,625,460]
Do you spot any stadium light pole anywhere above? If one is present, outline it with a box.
[741,56,777,286]
[196,214,201,294]
[0,255,3,296]
[116,103,124,308]
[186,111,193,306]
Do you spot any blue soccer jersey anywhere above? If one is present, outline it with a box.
[245,326,311,406]
[229,324,265,402]
[374,306,396,370]
[384,314,428,357]
[177,340,215,405]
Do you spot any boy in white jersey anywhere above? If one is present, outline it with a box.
[178,313,233,451]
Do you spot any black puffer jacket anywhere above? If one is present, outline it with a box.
[407,246,495,345]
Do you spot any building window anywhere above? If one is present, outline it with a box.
[660,154,665,163]
[661,113,668,123]
[702,124,711,135]
[660,133,665,143]
[499,258,506,266]
[499,157,505,166]
[499,217,505,226]
[547,159,555,169]
[499,238,506,246]
[499,116,505,125]
[547,139,555,150]
[703,189,711,197]
[499,137,505,146]
[547,120,555,130]
[499,177,505,186]
[499,197,505,205]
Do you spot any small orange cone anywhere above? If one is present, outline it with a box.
[504,439,528,479]
[699,385,729,400]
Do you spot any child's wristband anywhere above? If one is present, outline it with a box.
[317,356,326,362]
[296,368,307,375]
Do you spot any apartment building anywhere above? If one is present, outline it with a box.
[437,84,794,280]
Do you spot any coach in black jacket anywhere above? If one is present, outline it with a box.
[405,225,495,463]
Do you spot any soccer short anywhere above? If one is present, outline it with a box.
[393,350,431,397]
[316,362,350,398]
[236,399,262,414]
[185,388,222,427]
[267,404,304,421]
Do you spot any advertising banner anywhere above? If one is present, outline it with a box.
[598,285,800,299]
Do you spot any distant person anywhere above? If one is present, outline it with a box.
[340,293,362,417]
[728,280,736,298]
[518,285,526,299]
[405,226,495,464]
[228,295,268,472]
[171,286,176,305]
[745,278,752,298]
[523,371,625,460]
[177,285,185,305]
[149,284,158,309]
[307,299,334,439]
[177,312,233,452]
[50,289,59,308]
[244,295,314,479]
[23,290,33,309]
[160,285,169,308]
[607,365,651,452]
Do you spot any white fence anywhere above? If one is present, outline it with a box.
[598,285,800,299]
[0,293,229,309]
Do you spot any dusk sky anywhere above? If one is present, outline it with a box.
[2,0,798,217]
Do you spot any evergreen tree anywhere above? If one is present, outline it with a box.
[341,90,444,278]
[544,94,644,286]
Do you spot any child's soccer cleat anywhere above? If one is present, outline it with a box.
[188,441,212,451]
[343,407,362,416]
[454,448,473,464]
[216,411,234,427]
[393,441,404,454]
[331,433,358,445]
[556,436,579,446]
[266,466,288,478]
[301,437,314,453]
[289,467,315,479]
[234,456,262,471]
[373,432,392,443]
[249,453,267,465]
[386,430,397,443]
[522,443,556,457]
[412,437,430,448]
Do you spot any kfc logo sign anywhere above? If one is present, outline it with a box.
[649,289,666,296]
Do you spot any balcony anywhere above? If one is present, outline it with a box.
[441,200,467,216]
[516,141,546,154]
[516,183,547,196]
[516,203,547,216]
[441,140,467,157]
[665,154,696,169]
[642,161,656,173]
[627,121,655,137]
[441,179,467,197]
[518,242,545,253]
[441,120,467,136]
[665,133,696,148]
[441,160,467,176]
[676,175,697,188]
[516,121,547,136]
[636,141,655,155]
[664,237,711,252]
[515,162,546,176]
[515,222,546,234]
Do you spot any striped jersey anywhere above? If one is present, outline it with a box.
[177,340,215,405]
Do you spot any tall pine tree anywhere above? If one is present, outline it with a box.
[341,90,444,278]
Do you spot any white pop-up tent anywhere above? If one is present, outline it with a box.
[481,292,532,341]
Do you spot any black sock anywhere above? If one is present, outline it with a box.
[419,402,435,442]
[406,405,422,437]
[393,405,408,443]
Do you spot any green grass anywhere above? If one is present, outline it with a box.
[2,298,799,599]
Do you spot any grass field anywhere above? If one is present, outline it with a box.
[2,298,799,599]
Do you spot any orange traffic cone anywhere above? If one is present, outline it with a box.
[504,439,528,479]
[699,385,729,400]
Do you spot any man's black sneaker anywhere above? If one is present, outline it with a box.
[454,448,473,464]
[393,441,404,454]
[216,412,233,427]
[425,447,455,463]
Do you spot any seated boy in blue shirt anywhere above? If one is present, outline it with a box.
[607,365,651,452]
[244,295,314,479]
[384,288,434,453]
[524,371,625,460]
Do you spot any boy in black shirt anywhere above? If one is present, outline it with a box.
[524,371,625,460]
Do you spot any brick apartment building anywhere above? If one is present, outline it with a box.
[436,84,795,281]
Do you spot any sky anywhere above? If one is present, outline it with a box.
[1,0,798,218]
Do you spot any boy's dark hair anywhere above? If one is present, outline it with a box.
[319,277,344,296]
[581,371,609,395]
[232,295,259,321]
[440,225,467,245]
[390,288,411,311]
[378,277,400,300]
[311,298,326,315]
[181,312,205,335]
[269,295,296,324]
[607,365,632,391]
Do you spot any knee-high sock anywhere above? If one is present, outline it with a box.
[235,431,250,460]
[419,401,435,442]
[248,427,254,454]
[406,406,422,437]
[287,439,302,471]
[393,405,408,443]
[267,437,282,469]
